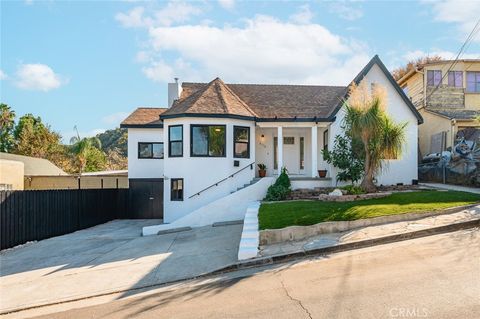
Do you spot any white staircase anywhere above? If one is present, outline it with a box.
[143,177,274,236]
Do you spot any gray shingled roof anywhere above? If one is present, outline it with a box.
[162,81,347,120]
[427,109,480,120]
[162,78,257,118]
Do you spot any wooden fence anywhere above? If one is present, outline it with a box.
[0,189,130,250]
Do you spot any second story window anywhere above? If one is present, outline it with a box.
[191,125,226,157]
[138,142,164,159]
[467,72,480,93]
[169,125,183,157]
[448,71,463,88]
[427,70,442,86]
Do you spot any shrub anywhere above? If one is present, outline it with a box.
[322,134,364,184]
[341,184,365,195]
[265,167,291,201]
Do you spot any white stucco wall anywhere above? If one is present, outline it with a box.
[163,117,256,223]
[127,128,164,179]
[329,63,419,186]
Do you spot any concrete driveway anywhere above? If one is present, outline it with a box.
[0,220,242,314]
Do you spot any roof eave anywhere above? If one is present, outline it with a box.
[120,123,164,129]
[329,55,424,125]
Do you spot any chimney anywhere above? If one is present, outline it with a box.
[168,77,182,107]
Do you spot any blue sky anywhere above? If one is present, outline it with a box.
[1,0,479,142]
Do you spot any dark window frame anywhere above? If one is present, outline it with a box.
[168,125,183,157]
[233,126,250,159]
[190,124,227,158]
[170,178,184,201]
[138,142,164,159]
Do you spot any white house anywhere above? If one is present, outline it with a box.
[120,55,423,233]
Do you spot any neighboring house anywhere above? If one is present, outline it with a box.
[397,59,480,157]
[0,152,128,190]
[0,152,67,190]
[121,55,423,228]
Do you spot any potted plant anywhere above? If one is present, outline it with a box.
[258,164,267,177]
[318,169,328,178]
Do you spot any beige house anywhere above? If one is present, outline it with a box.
[0,153,128,190]
[397,59,480,157]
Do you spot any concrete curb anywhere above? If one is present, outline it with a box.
[229,218,480,270]
[3,218,479,316]
[259,204,479,245]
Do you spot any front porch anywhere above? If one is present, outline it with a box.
[254,122,333,187]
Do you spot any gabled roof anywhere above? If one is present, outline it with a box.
[0,152,67,176]
[161,78,257,119]
[330,55,424,124]
[120,107,168,128]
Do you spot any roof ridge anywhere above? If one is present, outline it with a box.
[213,79,229,114]
[183,81,347,88]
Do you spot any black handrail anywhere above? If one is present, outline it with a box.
[188,161,256,199]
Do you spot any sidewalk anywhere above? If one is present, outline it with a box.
[420,183,480,194]
[260,205,480,257]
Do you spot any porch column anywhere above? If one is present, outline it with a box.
[311,126,318,178]
[277,126,283,175]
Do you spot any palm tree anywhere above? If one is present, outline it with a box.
[70,127,102,174]
[344,80,407,192]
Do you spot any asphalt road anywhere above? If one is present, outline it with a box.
[30,229,480,319]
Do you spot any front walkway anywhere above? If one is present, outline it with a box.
[0,220,242,313]
[260,205,480,257]
[420,182,480,194]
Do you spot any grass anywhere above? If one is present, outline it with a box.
[258,190,480,230]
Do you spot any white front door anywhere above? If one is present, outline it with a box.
[274,135,306,175]
[283,136,299,175]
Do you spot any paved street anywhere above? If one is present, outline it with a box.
[24,228,480,319]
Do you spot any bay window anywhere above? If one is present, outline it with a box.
[191,125,226,157]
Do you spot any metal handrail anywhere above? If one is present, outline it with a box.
[188,161,256,199]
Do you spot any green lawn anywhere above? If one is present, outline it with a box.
[258,190,480,230]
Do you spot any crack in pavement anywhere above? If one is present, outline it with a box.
[278,275,313,319]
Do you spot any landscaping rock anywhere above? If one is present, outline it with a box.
[329,189,343,196]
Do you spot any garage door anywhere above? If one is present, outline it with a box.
[129,179,164,219]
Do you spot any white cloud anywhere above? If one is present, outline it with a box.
[138,15,370,85]
[0,70,7,80]
[115,2,201,28]
[15,63,65,91]
[115,6,149,28]
[218,0,235,10]
[329,1,363,21]
[289,4,313,25]
[427,0,480,42]
[403,49,479,61]
[102,112,130,125]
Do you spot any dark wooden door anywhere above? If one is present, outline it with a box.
[129,179,164,219]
